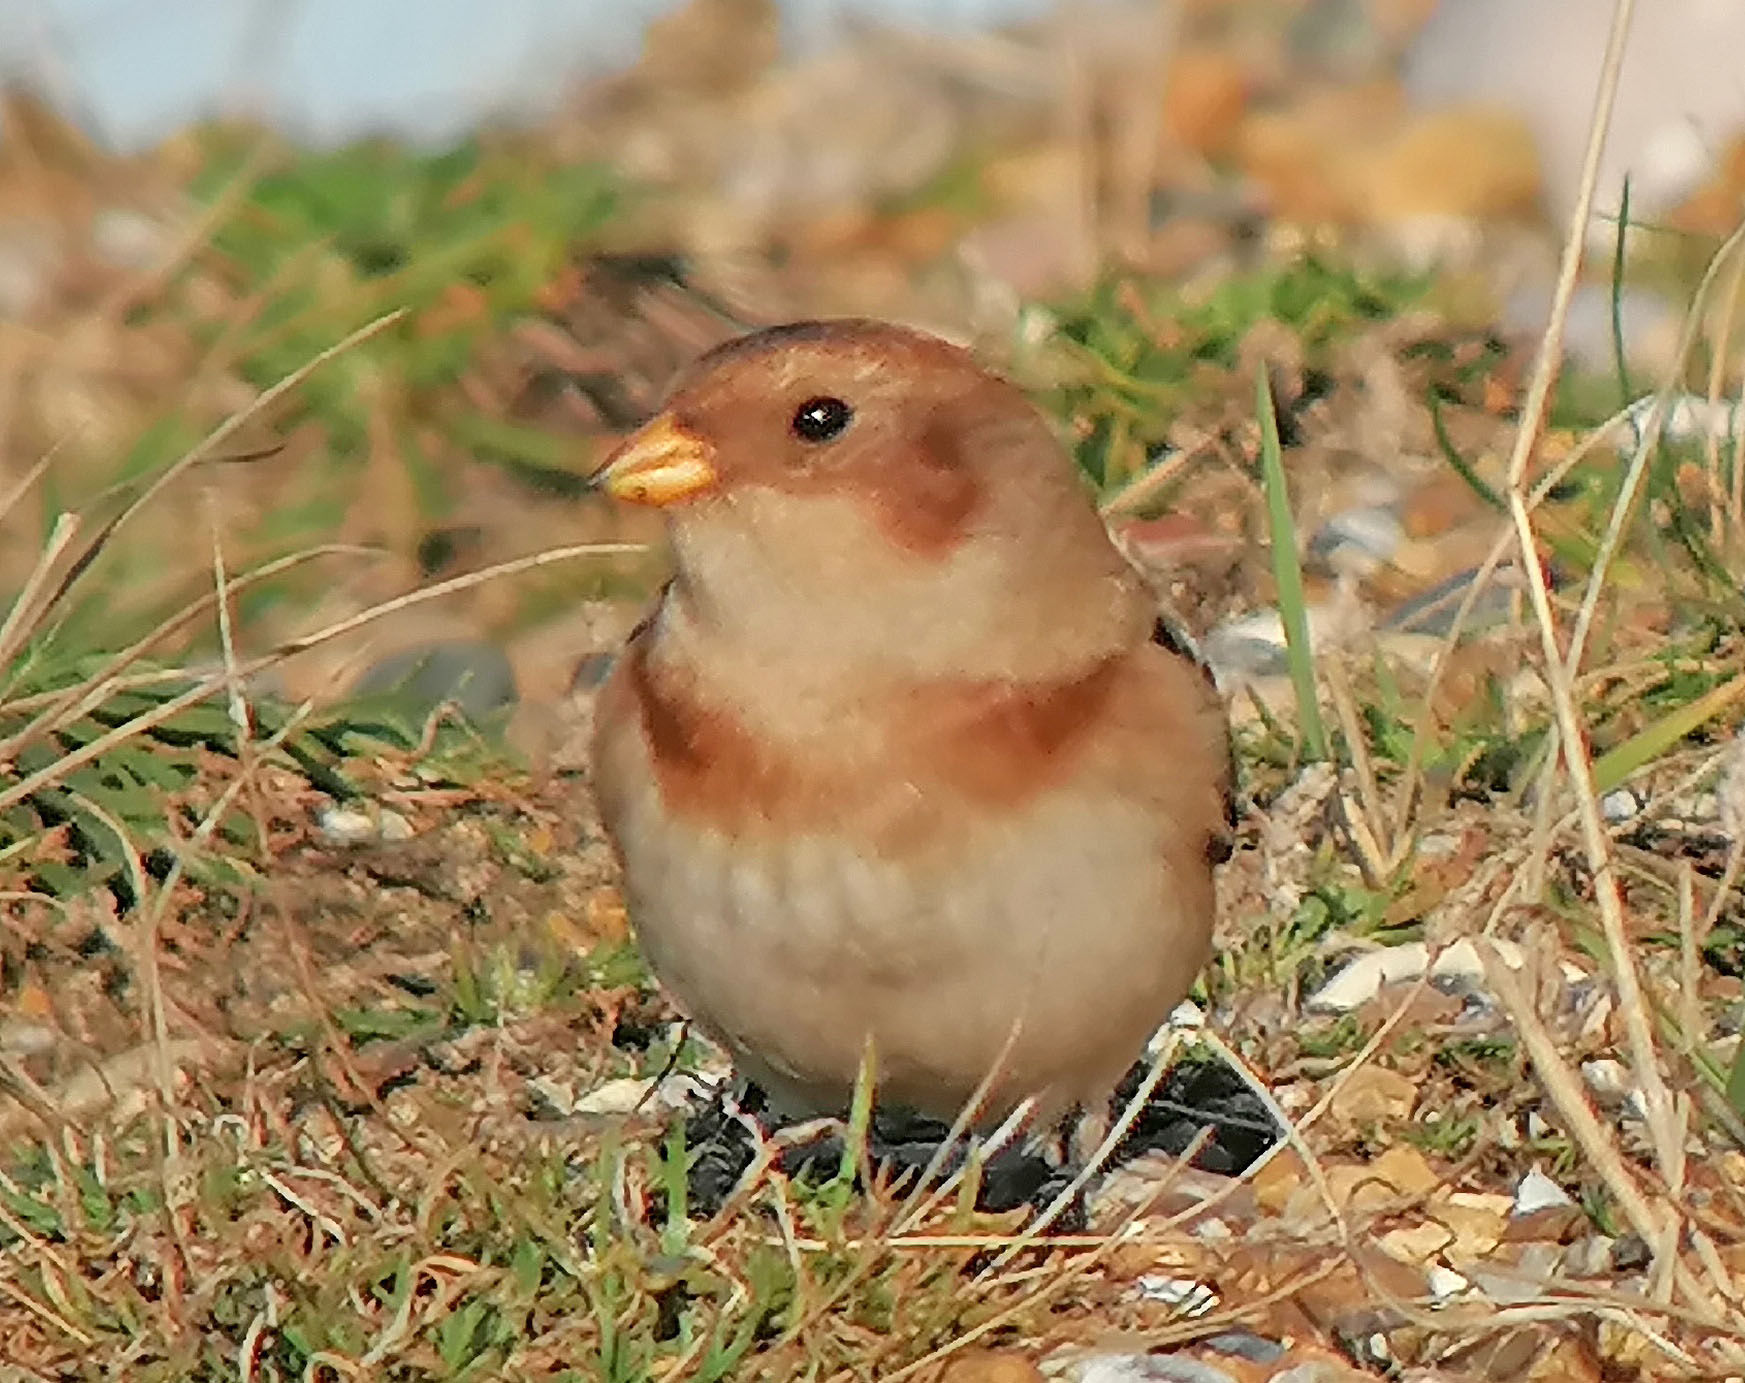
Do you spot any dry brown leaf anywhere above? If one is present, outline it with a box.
[1326,1063,1418,1128]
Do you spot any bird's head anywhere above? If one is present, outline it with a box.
[592,320,1139,668]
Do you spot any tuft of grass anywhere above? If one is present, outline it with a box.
[6,124,630,667]
[1047,256,1428,493]
[1255,365,1327,761]
[192,134,619,465]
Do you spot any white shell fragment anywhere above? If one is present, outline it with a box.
[1305,938,1530,1013]
[1513,1167,1576,1217]
[1134,1275,1220,1317]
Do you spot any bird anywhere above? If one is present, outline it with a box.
[588,319,1232,1135]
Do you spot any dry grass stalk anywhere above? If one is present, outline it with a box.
[71,310,408,589]
[0,544,367,737]
[0,511,78,676]
[1464,0,1700,1285]
[1477,943,1739,1333]
[1498,0,1636,496]
[1703,233,1745,547]
[0,539,644,817]
[1390,396,1641,844]
[987,1030,1185,1266]
[1505,481,1684,1184]
[1567,217,1745,674]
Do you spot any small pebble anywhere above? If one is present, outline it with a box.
[1623,392,1741,449]
[1308,505,1404,577]
[315,803,415,846]
[1563,1235,1615,1278]
[1580,1058,1632,1105]
[525,1075,581,1116]
[572,1077,658,1116]
[572,1074,706,1117]
[1429,936,1527,988]
[1202,610,1292,682]
[569,651,617,691]
[0,1022,56,1057]
[1202,1331,1286,1364]
[91,208,168,270]
[1600,788,1642,824]
[350,640,519,721]
[1172,999,1205,1028]
[1382,563,1528,639]
[1305,943,1429,1013]
[1306,937,1531,1013]
[315,806,377,846]
[1070,1356,1236,1383]
[1611,1234,1653,1272]
[1203,600,1364,686]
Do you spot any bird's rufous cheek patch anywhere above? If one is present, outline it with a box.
[847,416,984,559]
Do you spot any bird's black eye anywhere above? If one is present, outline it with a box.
[791,396,853,443]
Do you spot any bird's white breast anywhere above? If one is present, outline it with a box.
[602,721,1197,1122]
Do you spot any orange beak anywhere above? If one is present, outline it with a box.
[592,414,718,506]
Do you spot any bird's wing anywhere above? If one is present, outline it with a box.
[1149,612,1238,863]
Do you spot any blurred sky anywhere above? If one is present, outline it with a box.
[2,0,1055,150]
[9,0,1745,244]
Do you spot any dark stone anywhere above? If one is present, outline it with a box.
[1610,1233,1653,1273]
[1203,1331,1288,1364]
[350,640,518,721]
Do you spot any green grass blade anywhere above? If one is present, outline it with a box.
[1428,389,1505,511]
[839,1038,877,1187]
[1256,367,1327,759]
[1611,176,1634,411]
[1592,672,1745,794]
[660,1119,690,1254]
[1728,1036,1745,1118]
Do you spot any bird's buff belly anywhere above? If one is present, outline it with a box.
[608,768,1198,1125]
